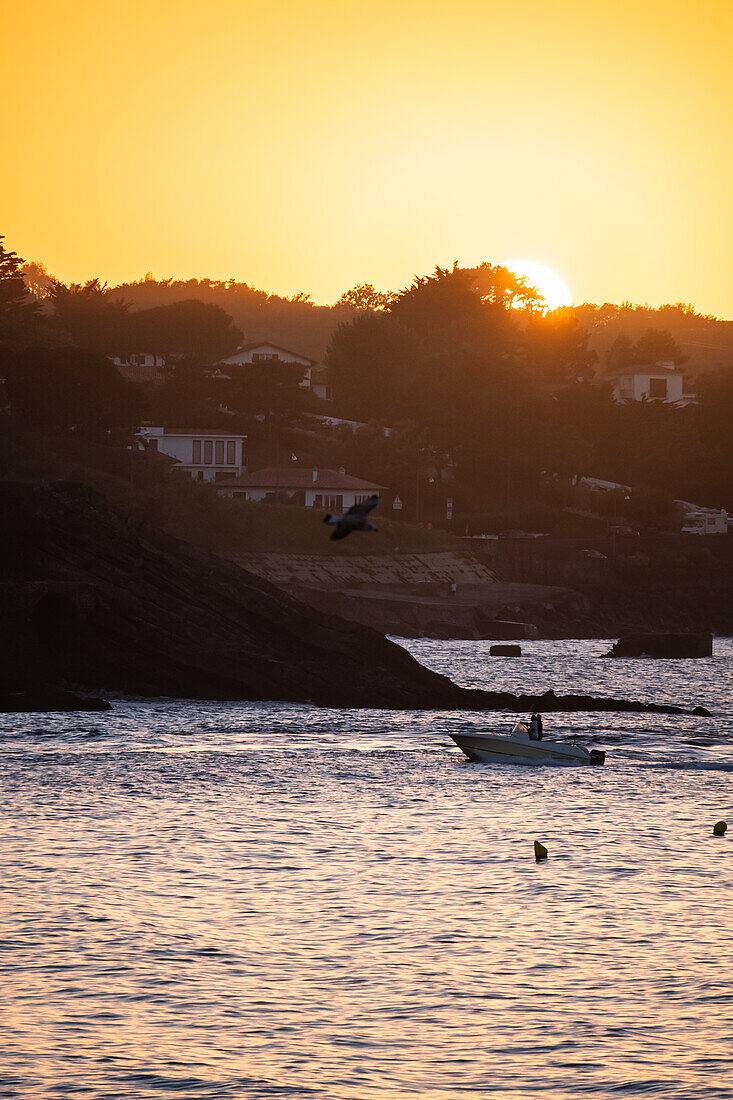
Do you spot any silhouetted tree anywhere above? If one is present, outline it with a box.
[146,363,222,428]
[1,347,140,439]
[523,308,598,383]
[0,236,42,345]
[632,327,686,365]
[48,279,131,353]
[326,312,419,420]
[129,299,242,361]
[605,335,635,372]
[20,260,55,301]
[387,265,484,343]
[221,361,306,421]
[336,283,391,311]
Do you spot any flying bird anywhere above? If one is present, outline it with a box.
[324,495,380,541]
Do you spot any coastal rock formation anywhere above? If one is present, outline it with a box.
[604,633,713,658]
[0,689,111,712]
[0,482,467,709]
[0,483,711,716]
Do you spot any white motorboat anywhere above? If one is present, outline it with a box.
[449,720,605,767]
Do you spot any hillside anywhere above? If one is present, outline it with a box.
[0,480,471,706]
[114,279,733,380]
[0,481,706,716]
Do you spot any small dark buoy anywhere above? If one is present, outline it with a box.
[534,840,548,861]
[713,820,727,836]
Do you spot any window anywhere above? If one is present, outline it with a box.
[196,471,204,481]
[649,378,667,400]
[215,440,224,464]
[323,494,343,512]
[226,440,237,464]
[203,440,213,464]
[192,440,202,463]
[354,494,373,504]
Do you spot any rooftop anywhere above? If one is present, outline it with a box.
[141,427,246,438]
[220,342,317,365]
[606,360,682,378]
[217,466,386,491]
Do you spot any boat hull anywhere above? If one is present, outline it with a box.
[450,732,604,767]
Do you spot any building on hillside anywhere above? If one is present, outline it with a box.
[216,466,386,511]
[607,361,696,405]
[112,353,166,386]
[136,426,247,482]
[216,342,330,400]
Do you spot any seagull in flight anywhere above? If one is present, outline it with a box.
[324,495,380,541]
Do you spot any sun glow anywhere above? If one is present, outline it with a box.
[507,260,574,311]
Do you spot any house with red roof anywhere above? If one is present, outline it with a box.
[216,466,386,513]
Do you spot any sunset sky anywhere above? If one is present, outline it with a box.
[4,0,732,315]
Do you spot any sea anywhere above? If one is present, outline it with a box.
[1,638,732,1100]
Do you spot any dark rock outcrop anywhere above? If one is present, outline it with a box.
[490,644,522,656]
[604,633,713,658]
[0,482,712,716]
[471,689,712,717]
[0,689,111,713]
[0,482,467,709]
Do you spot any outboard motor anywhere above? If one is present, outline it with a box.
[589,749,606,766]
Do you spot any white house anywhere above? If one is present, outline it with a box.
[216,466,386,512]
[217,343,330,400]
[137,426,247,482]
[608,361,695,405]
[112,353,166,386]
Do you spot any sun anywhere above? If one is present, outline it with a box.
[507,259,573,311]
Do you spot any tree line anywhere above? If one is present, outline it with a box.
[2,235,732,528]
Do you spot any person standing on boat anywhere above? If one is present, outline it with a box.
[529,713,544,740]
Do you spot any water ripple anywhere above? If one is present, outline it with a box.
[1,639,732,1098]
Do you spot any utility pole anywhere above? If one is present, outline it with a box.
[415,465,420,525]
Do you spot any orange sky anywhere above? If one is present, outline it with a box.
[4,0,732,315]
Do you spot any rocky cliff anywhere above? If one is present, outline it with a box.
[0,482,471,708]
[0,483,709,716]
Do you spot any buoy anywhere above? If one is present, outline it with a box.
[534,840,548,861]
[713,820,727,836]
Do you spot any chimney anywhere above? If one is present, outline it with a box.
[312,467,318,482]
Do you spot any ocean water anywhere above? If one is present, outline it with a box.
[1,638,732,1100]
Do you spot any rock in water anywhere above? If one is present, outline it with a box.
[713,821,727,837]
[490,644,522,656]
[604,633,713,659]
[0,689,111,713]
[534,841,548,861]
